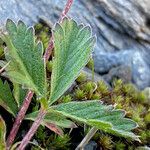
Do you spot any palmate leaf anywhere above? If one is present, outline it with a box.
[1,19,46,97]
[49,18,96,104]
[25,110,77,135]
[25,110,76,129]
[52,100,139,141]
[0,116,6,150]
[0,79,17,116]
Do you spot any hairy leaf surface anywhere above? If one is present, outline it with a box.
[0,116,6,150]
[0,79,17,116]
[13,83,27,108]
[2,19,46,97]
[52,100,139,141]
[25,110,76,129]
[49,18,96,104]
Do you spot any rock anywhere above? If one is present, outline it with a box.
[94,50,150,89]
[84,141,97,150]
[0,0,150,89]
[103,65,132,84]
[82,67,107,83]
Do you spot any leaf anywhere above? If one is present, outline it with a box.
[0,79,18,116]
[13,83,27,108]
[2,19,46,97]
[51,100,139,141]
[49,17,96,104]
[0,116,6,150]
[25,110,76,129]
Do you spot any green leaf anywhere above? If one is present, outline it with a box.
[2,19,46,97]
[0,116,6,150]
[51,100,139,141]
[25,110,76,129]
[0,79,18,116]
[49,18,96,104]
[13,83,27,108]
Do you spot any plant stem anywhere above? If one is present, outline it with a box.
[44,0,74,61]
[43,37,53,62]
[60,0,74,19]
[75,127,98,150]
[17,108,47,150]
[7,0,74,149]
[6,91,34,149]
[0,61,10,74]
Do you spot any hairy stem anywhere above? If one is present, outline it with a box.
[75,127,98,150]
[43,37,53,62]
[17,108,47,150]
[61,0,74,19]
[7,0,74,149]
[6,91,34,149]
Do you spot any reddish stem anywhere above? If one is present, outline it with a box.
[43,38,54,62]
[60,0,74,20]
[17,108,47,150]
[6,0,74,149]
[6,91,34,149]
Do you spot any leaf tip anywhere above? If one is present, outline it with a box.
[17,20,26,27]
[6,19,17,32]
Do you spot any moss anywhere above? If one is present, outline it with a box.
[98,134,113,150]
[112,79,123,95]
[34,23,50,50]
[47,61,53,73]
[111,95,124,103]
[139,131,147,144]
[35,126,47,144]
[128,146,134,150]
[76,72,87,83]
[86,57,94,70]
[45,134,71,150]
[97,80,109,96]
[91,92,101,99]
[143,87,150,103]
[115,141,126,150]
[75,89,86,100]
[34,126,70,149]
[144,112,150,124]
[60,95,72,103]
[81,81,96,99]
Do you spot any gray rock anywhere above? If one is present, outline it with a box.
[94,50,150,89]
[0,0,150,89]
[103,65,132,84]
[82,67,107,83]
[84,141,97,150]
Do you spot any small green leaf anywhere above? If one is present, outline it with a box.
[0,79,18,116]
[2,19,46,97]
[13,83,27,108]
[25,110,76,129]
[49,18,96,104]
[0,116,6,150]
[51,100,139,141]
